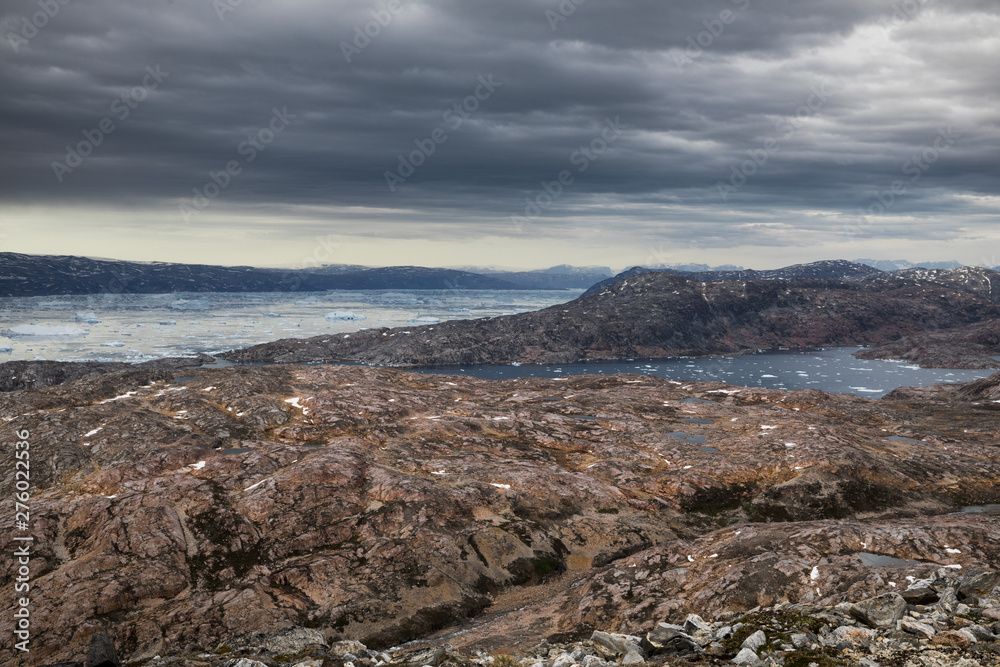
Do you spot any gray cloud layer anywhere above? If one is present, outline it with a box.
[0,0,997,264]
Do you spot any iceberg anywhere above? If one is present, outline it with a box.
[75,312,100,323]
[325,311,366,321]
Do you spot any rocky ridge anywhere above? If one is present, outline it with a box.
[222,270,1000,366]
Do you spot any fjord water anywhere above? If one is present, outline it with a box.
[0,289,583,362]
[410,347,997,398]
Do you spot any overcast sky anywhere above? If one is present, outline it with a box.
[0,0,997,270]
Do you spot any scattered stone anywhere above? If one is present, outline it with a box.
[828,625,876,648]
[899,619,937,638]
[730,647,760,665]
[621,650,644,666]
[330,641,368,657]
[930,630,973,648]
[683,614,712,635]
[740,630,766,651]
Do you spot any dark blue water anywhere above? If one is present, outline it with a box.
[408,347,996,398]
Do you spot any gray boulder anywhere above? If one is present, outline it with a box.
[590,630,644,659]
[849,592,906,628]
[731,647,760,665]
[641,623,701,657]
[958,571,1000,600]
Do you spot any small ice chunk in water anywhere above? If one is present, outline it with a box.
[75,312,100,323]
[325,311,366,321]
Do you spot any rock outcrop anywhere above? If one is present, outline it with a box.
[3,363,1000,665]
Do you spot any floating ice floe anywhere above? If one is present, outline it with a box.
[325,311,366,321]
[75,312,100,323]
[408,316,440,323]
[101,341,125,347]
[5,324,87,337]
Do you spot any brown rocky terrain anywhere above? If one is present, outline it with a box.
[220,271,1000,367]
[1,362,999,665]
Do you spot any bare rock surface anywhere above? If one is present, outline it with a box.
[2,363,1000,665]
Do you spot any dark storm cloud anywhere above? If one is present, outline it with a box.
[0,0,997,248]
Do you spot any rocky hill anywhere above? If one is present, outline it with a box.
[582,261,883,297]
[3,362,1000,665]
[222,270,1000,366]
[0,253,527,297]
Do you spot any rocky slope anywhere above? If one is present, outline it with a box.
[222,271,1000,366]
[3,363,1000,665]
[857,318,1000,369]
[44,572,1000,666]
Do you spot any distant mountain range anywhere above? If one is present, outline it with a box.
[0,253,608,297]
[3,252,994,298]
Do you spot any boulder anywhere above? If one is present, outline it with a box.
[621,650,645,666]
[930,630,973,648]
[330,641,368,657]
[640,624,701,657]
[590,630,644,659]
[958,571,1000,600]
[849,593,906,628]
[682,614,712,636]
[827,626,876,649]
[740,630,766,651]
[730,647,760,665]
[899,619,936,638]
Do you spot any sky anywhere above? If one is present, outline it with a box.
[0,0,998,270]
